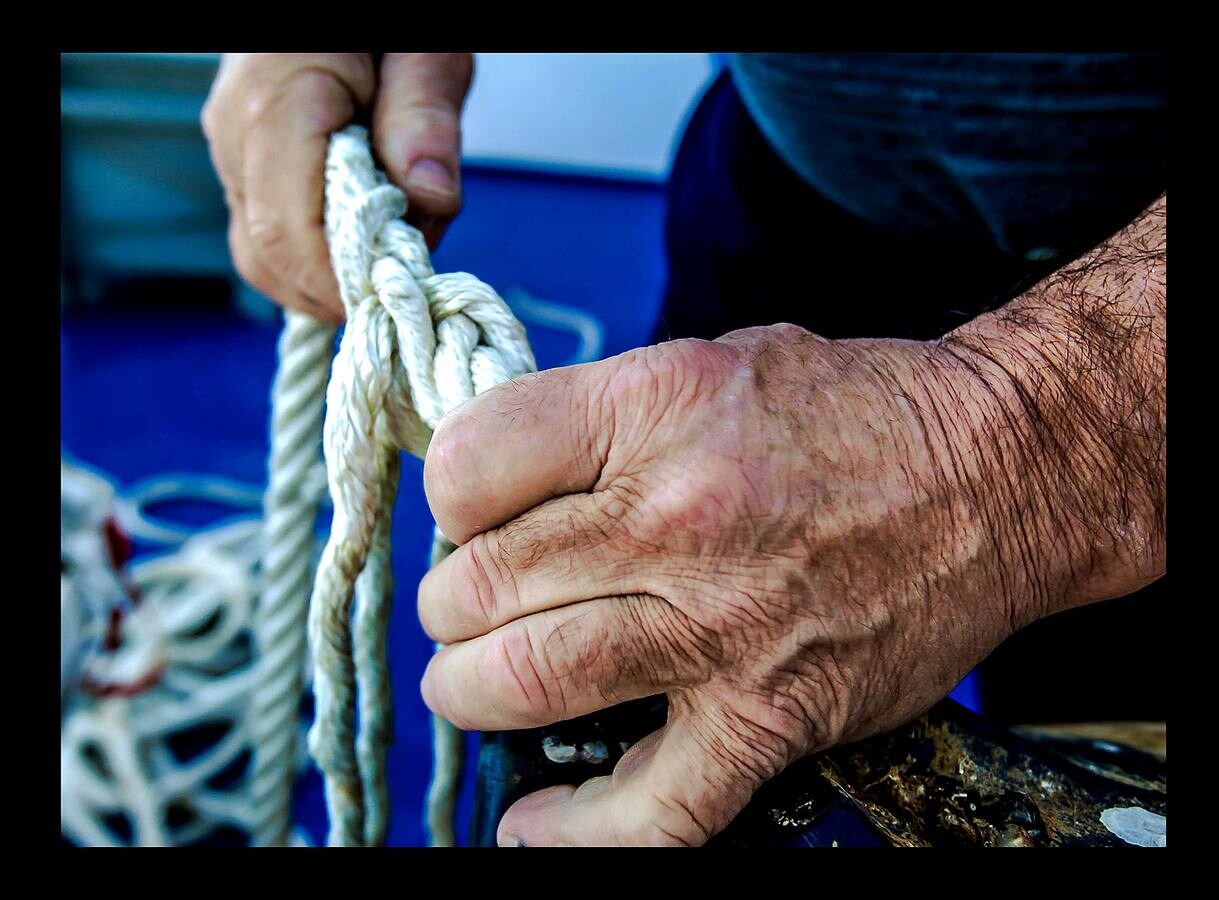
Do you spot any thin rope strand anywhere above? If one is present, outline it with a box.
[424,530,461,846]
[250,310,333,846]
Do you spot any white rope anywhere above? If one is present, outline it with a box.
[504,286,605,365]
[307,125,536,846]
[425,530,461,846]
[64,307,335,850]
[61,458,267,846]
[249,311,334,846]
[60,459,322,848]
[114,474,266,546]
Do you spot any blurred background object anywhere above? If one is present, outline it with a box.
[61,54,242,310]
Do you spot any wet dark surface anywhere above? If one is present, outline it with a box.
[471,699,1165,847]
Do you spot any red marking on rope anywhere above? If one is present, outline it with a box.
[102,608,124,652]
[80,663,166,699]
[104,517,133,571]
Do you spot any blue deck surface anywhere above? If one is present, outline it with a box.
[61,166,980,847]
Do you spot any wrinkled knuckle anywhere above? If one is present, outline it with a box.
[610,340,731,423]
[598,479,675,556]
[246,214,291,263]
[655,605,722,684]
[228,230,273,298]
[591,484,643,546]
[808,658,853,746]
[620,599,714,688]
[489,627,563,724]
[765,689,822,743]
[607,346,669,410]
[734,691,817,765]
[754,658,851,752]
[638,792,710,847]
[689,703,785,791]
[240,83,278,125]
[632,467,745,551]
[293,67,349,118]
[662,338,737,391]
[767,322,813,344]
[464,534,518,626]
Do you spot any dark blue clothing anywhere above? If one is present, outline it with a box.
[729,53,1166,259]
[657,54,1166,345]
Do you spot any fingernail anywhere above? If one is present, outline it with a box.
[407,158,456,197]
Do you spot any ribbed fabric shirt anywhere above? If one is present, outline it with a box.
[728,53,1167,261]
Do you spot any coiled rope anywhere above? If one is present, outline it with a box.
[63,126,536,848]
[304,125,536,847]
[61,475,269,847]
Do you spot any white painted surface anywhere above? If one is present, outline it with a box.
[462,53,715,181]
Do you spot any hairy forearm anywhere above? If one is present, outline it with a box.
[936,195,1166,618]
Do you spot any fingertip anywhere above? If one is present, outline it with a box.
[377,120,462,205]
[415,564,447,642]
[402,158,461,249]
[405,158,457,200]
[418,651,448,720]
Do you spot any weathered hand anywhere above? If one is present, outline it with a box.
[202,52,472,323]
[417,323,1055,846]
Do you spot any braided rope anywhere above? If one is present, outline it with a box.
[249,311,334,846]
[307,125,536,846]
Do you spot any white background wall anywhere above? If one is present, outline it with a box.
[462,53,716,181]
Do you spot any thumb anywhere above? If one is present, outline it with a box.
[372,52,473,250]
[496,710,767,846]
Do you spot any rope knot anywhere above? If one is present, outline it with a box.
[307,126,537,846]
[325,126,536,458]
